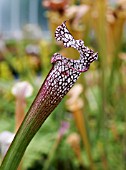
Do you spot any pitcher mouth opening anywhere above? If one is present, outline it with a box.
[51,21,98,73]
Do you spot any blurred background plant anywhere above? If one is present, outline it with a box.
[0,0,126,170]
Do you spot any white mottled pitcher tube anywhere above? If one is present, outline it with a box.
[23,21,98,133]
[0,21,98,170]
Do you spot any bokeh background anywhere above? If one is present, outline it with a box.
[0,0,126,170]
